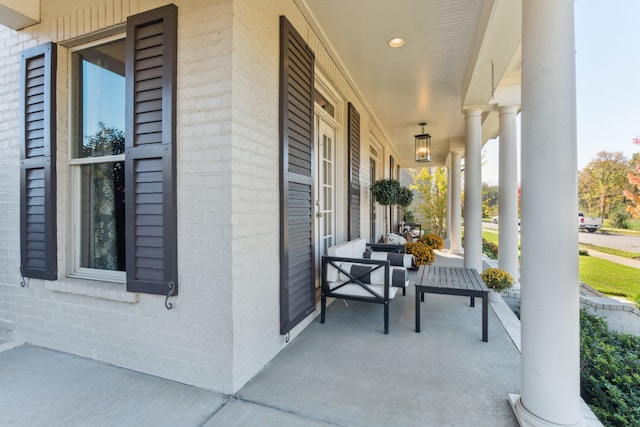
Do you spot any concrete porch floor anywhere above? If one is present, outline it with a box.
[0,253,524,427]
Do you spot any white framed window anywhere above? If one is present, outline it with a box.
[68,35,126,283]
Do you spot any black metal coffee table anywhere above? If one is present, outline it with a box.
[415,266,490,342]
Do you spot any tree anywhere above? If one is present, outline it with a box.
[578,151,630,218]
[410,167,448,236]
[624,137,640,218]
[482,183,499,218]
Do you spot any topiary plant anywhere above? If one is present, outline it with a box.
[371,179,401,206]
[371,178,413,234]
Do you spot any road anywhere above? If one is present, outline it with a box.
[578,230,640,254]
[483,222,640,254]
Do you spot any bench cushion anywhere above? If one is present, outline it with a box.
[326,281,399,299]
[366,251,415,268]
[337,263,408,288]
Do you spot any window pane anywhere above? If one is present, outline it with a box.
[78,40,125,157]
[80,162,126,271]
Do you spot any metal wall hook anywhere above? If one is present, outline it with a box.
[19,266,26,288]
[164,281,175,310]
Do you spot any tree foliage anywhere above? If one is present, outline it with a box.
[410,167,448,236]
[578,151,630,218]
[482,183,499,218]
[371,178,413,233]
[624,138,640,218]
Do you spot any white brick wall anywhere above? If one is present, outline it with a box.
[0,0,402,394]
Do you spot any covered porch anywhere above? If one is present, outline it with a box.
[0,253,600,426]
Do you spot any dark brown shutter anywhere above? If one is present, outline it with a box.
[125,4,177,295]
[20,43,57,281]
[279,16,315,334]
[347,103,361,240]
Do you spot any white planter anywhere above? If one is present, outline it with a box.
[488,290,502,302]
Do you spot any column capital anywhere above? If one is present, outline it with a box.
[498,104,520,115]
[463,107,483,118]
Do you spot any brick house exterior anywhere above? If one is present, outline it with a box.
[0,0,403,393]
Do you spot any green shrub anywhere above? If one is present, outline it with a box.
[418,233,445,250]
[402,209,415,223]
[609,209,631,230]
[482,238,498,259]
[580,310,640,426]
[579,248,589,256]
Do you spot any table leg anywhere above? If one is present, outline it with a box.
[482,291,488,342]
[415,286,421,333]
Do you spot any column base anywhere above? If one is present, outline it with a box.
[509,394,585,427]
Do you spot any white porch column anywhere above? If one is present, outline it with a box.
[498,105,520,285]
[446,162,452,246]
[511,1,583,426]
[450,152,462,254]
[463,109,482,272]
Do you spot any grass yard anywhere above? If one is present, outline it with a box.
[482,230,499,246]
[579,243,640,260]
[481,229,640,301]
[579,254,640,300]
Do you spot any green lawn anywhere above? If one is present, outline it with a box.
[482,230,640,301]
[579,243,640,260]
[482,230,499,246]
[579,255,640,300]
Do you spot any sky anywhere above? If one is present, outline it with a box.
[482,0,640,186]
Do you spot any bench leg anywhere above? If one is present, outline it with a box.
[384,301,389,334]
[415,287,421,332]
[482,292,488,342]
[403,286,406,296]
[320,293,326,324]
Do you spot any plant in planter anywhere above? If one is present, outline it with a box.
[418,233,444,250]
[405,241,434,266]
[370,178,413,235]
[480,268,514,301]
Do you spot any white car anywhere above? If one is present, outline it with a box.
[491,216,520,225]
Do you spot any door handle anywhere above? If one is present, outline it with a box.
[316,212,323,218]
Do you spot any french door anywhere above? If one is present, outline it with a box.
[314,116,336,287]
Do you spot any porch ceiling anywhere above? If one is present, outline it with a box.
[297,0,522,168]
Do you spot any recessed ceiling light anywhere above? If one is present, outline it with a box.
[388,37,405,48]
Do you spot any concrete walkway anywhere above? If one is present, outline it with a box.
[581,247,640,269]
[0,264,522,426]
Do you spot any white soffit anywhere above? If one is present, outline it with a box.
[0,0,40,30]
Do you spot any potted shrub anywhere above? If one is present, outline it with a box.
[405,241,434,267]
[418,233,444,250]
[480,268,514,301]
[371,178,413,235]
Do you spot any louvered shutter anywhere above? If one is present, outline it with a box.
[347,103,361,240]
[20,43,57,281]
[279,16,315,334]
[125,4,177,295]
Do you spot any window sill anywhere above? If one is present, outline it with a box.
[45,278,139,304]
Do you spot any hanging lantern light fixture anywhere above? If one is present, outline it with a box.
[415,122,431,162]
